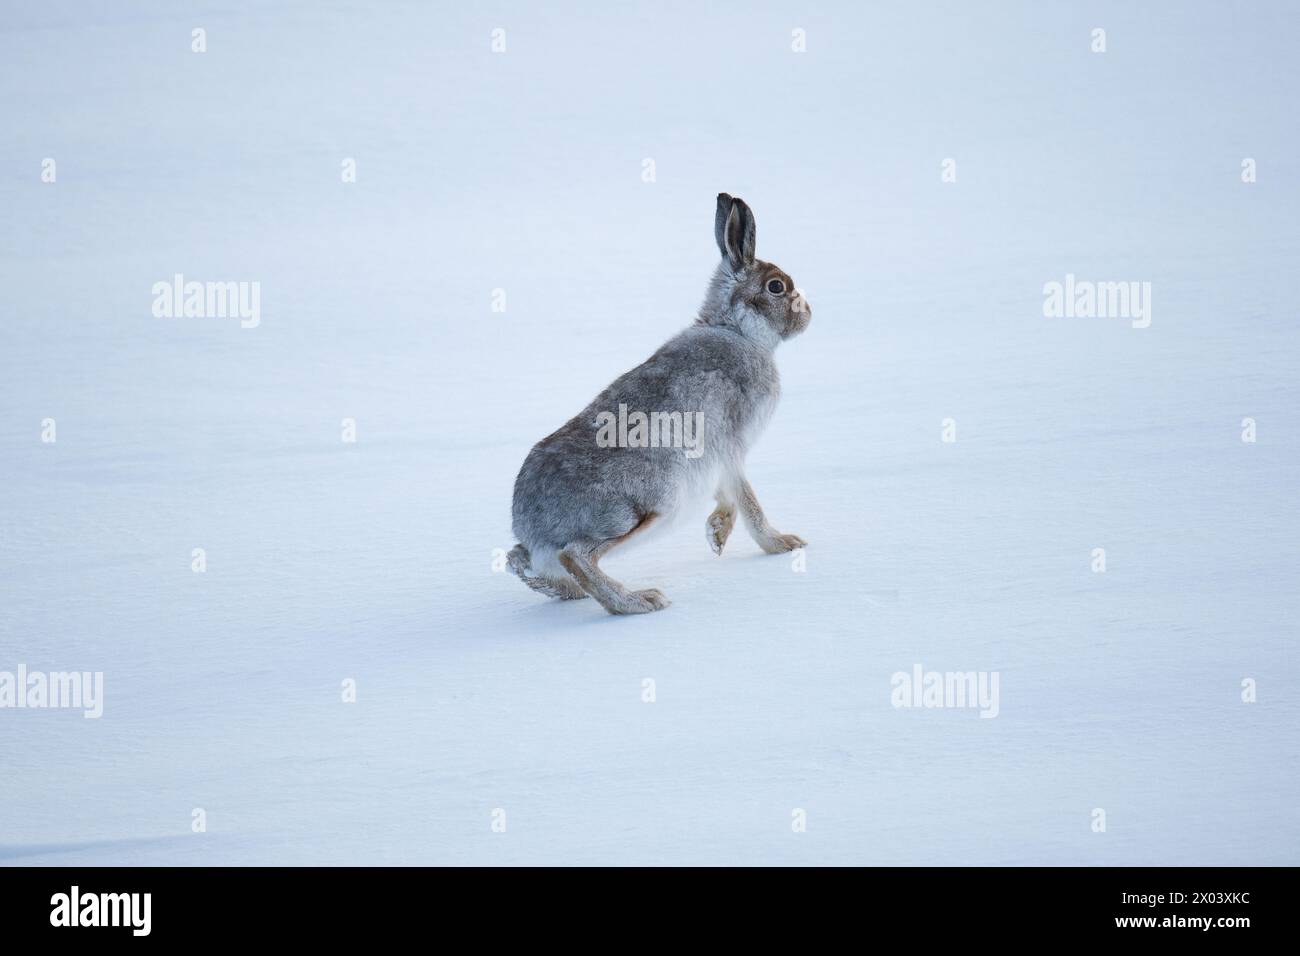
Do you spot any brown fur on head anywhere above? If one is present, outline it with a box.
[699,193,811,346]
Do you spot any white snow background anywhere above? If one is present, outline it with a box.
[1,0,1297,865]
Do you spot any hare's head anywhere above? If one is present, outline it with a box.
[698,193,811,347]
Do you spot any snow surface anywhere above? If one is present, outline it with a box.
[1,0,1297,865]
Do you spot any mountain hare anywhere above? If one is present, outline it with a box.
[508,194,810,614]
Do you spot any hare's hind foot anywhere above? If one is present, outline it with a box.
[522,573,588,600]
[507,544,587,600]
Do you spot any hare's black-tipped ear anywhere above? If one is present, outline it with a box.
[714,193,734,260]
[716,194,756,272]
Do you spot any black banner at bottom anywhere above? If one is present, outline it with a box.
[0,866,1281,942]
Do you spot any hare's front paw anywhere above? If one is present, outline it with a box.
[761,533,807,554]
[706,505,736,556]
[621,588,671,614]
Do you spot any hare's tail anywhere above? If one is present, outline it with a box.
[507,543,587,600]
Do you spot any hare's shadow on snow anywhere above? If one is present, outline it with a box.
[492,593,679,634]
[479,550,803,637]
[0,834,204,863]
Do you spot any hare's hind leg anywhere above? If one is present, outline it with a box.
[559,515,670,615]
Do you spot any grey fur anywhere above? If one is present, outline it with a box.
[509,194,811,614]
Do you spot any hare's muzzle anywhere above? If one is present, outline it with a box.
[788,291,812,336]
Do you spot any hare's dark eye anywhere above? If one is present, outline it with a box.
[766,278,786,295]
